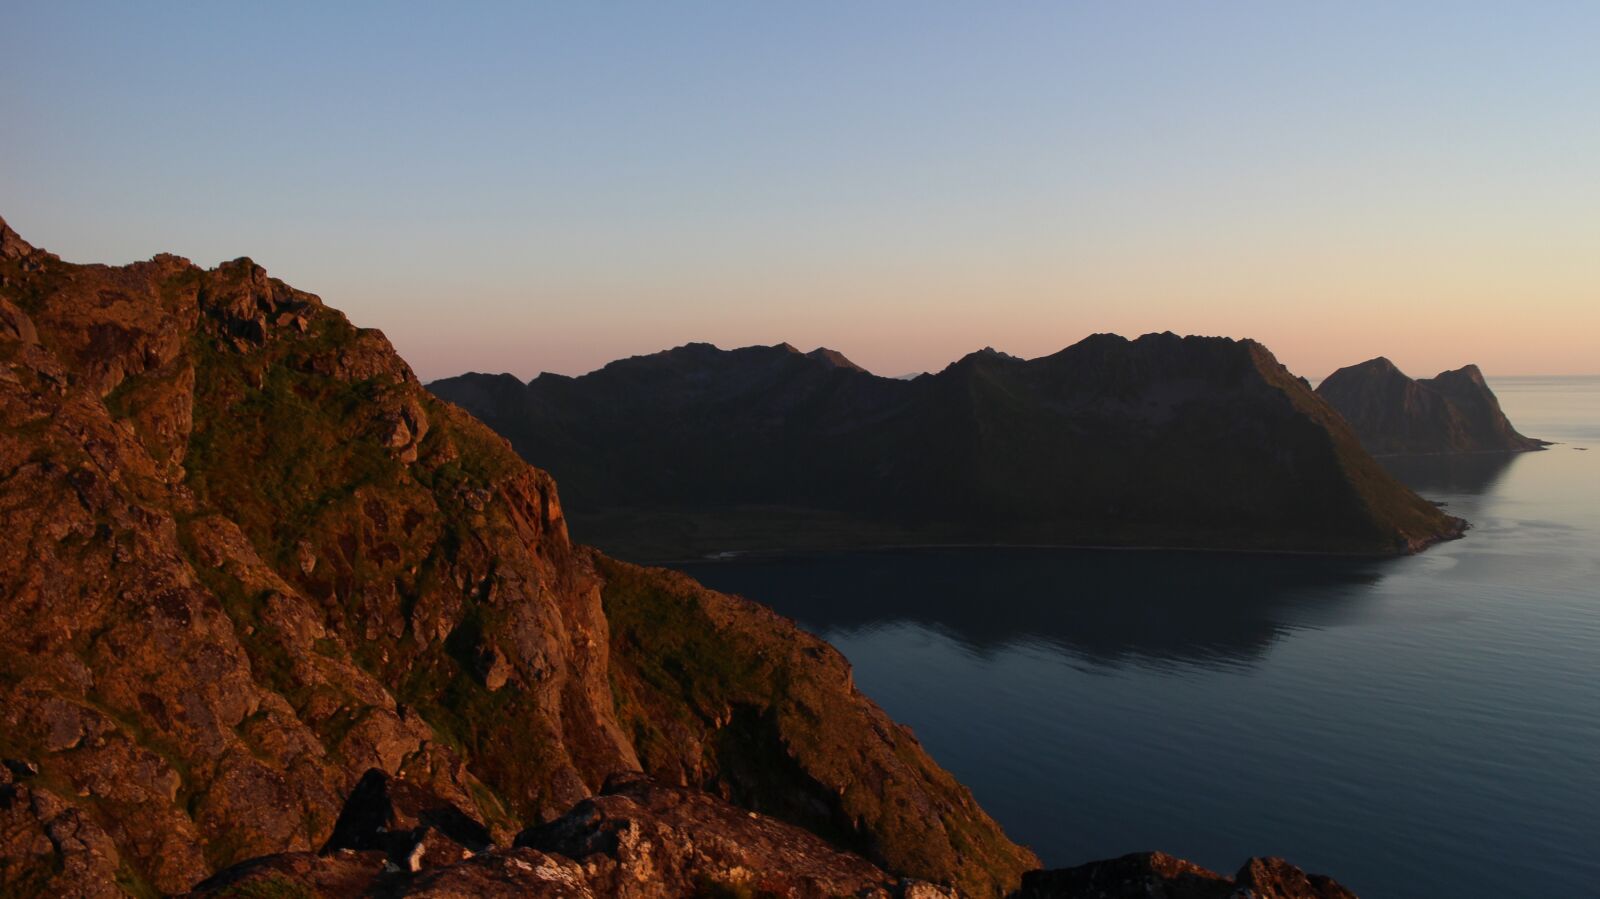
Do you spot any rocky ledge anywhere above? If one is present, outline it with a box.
[176,768,1354,899]
[181,769,957,898]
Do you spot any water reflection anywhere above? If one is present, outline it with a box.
[1378,451,1522,495]
[674,447,1538,671]
[676,397,1600,899]
[676,548,1388,670]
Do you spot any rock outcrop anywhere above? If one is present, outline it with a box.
[1013,851,1356,899]
[190,770,959,897]
[187,779,1359,898]
[320,769,491,871]
[0,215,1034,896]
[1316,357,1546,455]
[515,772,954,898]
[431,336,1464,559]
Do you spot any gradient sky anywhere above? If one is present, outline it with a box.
[4,3,1598,381]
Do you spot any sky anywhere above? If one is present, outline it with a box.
[3,3,1598,381]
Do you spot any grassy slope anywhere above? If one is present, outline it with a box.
[599,554,1040,898]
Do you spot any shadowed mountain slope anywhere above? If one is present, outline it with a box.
[432,335,1464,559]
[1316,357,1547,455]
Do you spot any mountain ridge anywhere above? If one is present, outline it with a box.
[432,332,1465,561]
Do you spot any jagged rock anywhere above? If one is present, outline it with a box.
[3,759,40,780]
[322,769,491,871]
[0,781,126,899]
[186,846,599,898]
[1233,856,1359,899]
[0,297,37,344]
[191,770,969,897]
[1012,851,1356,898]
[516,772,954,899]
[296,538,319,574]
[0,215,38,260]
[480,645,513,691]
[183,849,392,897]
[390,395,431,463]
[394,847,600,897]
[1317,357,1547,455]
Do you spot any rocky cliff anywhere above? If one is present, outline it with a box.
[0,216,1037,896]
[431,336,1465,559]
[1316,357,1547,455]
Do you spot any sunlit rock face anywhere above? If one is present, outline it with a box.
[0,215,1035,897]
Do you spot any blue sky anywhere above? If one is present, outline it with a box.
[4,3,1597,379]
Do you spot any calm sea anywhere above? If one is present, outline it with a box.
[674,376,1600,899]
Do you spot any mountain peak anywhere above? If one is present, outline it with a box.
[1431,363,1486,386]
[611,341,868,375]
[1318,358,1544,454]
[1342,356,1402,375]
[806,346,866,371]
[953,345,1022,365]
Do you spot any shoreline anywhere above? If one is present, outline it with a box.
[1371,443,1553,458]
[640,533,1466,566]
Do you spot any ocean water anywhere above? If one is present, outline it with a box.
[674,377,1600,899]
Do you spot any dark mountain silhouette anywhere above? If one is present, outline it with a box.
[1316,357,1548,455]
[431,335,1464,560]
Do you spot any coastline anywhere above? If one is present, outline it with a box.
[1371,444,1553,458]
[639,532,1467,567]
